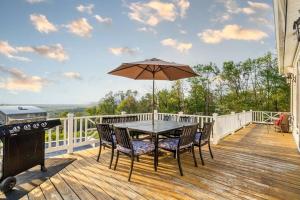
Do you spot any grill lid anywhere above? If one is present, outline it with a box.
[0,106,45,115]
[0,106,47,125]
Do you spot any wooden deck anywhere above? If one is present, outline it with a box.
[14,124,300,199]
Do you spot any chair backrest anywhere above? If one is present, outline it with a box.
[179,116,197,123]
[132,116,138,121]
[114,127,132,150]
[179,116,190,123]
[96,123,114,143]
[163,115,171,121]
[200,122,214,142]
[179,124,198,147]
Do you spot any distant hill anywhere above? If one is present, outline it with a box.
[0,104,89,118]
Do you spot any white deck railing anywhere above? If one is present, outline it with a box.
[252,111,282,124]
[213,111,252,144]
[45,110,286,154]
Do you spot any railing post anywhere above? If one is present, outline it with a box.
[154,109,158,120]
[212,113,219,145]
[250,110,253,124]
[67,113,74,154]
[243,110,246,128]
[231,112,236,134]
[121,111,126,115]
[178,111,183,122]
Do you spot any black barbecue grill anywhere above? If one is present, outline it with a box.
[0,106,61,193]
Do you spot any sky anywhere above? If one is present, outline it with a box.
[0,0,275,104]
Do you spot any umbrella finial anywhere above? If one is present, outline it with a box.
[148,58,161,61]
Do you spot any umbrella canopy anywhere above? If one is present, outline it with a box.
[108,58,199,124]
[108,58,198,80]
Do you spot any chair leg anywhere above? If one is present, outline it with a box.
[173,152,176,159]
[208,143,214,159]
[97,142,102,162]
[114,151,119,170]
[153,151,156,171]
[199,146,205,166]
[192,146,198,167]
[176,151,183,176]
[136,156,139,162]
[128,155,135,181]
[109,146,114,169]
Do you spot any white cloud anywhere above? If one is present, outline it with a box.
[247,1,271,10]
[215,0,271,23]
[0,41,68,62]
[177,0,190,18]
[198,24,268,44]
[94,15,112,25]
[0,66,48,92]
[26,0,45,4]
[30,14,57,34]
[179,29,187,34]
[66,18,93,37]
[128,1,177,26]
[0,41,30,61]
[250,17,273,28]
[63,72,82,80]
[213,13,231,22]
[160,38,192,53]
[240,7,255,15]
[108,47,140,56]
[137,27,157,34]
[76,4,94,15]
[18,44,69,62]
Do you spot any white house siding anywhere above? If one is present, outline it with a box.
[274,0,300,151]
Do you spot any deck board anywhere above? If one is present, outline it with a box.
[24,124,300,200]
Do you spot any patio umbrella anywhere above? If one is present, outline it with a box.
[108,58,199,124]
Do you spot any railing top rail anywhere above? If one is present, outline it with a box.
[158,113,212,118]
[71,113,152,119]
[252,111,290,113]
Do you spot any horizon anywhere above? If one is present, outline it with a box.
[0,0,274,104]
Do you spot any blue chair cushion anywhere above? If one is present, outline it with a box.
[102,134,116,145]
[158,138,192,150]
[194,132,201,143]
[117,140,155,155]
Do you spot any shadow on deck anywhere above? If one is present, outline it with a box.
[6,124,300,200]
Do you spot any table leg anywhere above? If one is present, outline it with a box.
[155,134,158,171]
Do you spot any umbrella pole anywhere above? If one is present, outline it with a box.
[152,77,155,125]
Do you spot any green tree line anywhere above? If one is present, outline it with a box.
[86,53,290,116]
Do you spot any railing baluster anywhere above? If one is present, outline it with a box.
[56,126,59,147]
[63,119,67,146]
[85,118,88,141]
[49,129,52,148]
[80,118,83,142]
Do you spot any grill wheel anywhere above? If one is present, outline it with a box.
[0,176,16,193]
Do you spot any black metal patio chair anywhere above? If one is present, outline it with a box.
[194,122,214,165]
[163,115,171,121]
[158,124,198,176]
[96,123,116,168]
[113,127,155,181]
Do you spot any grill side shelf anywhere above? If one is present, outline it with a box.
[0,120,61,138]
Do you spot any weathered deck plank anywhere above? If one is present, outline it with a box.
[24,124,300,200]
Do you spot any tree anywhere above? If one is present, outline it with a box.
[84,53,290,116]
[116,91,138,113]
[191,63,219,115]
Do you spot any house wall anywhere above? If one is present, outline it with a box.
[295,62,300,151]
[292,61,300,152]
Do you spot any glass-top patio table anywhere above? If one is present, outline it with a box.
[113,120,197,171]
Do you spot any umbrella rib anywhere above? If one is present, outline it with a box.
[135,67,147,79]
[108,64,139,74]
[109,64,150,74]
[165,65,198,76]
[160,67,172,80]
